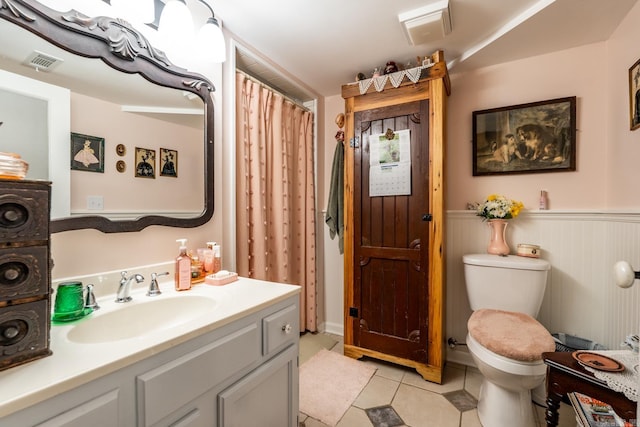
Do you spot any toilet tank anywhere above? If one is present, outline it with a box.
[462,254,550,317]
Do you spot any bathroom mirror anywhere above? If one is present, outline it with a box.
[0,0,215,233]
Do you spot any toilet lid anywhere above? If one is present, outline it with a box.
[468,309,556,362]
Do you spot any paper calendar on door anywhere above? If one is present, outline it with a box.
[369,129,411,197]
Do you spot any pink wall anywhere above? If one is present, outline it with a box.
[448,1,640,211]
[447,43,608,210]
[605,1,640,208]
[320,25,640,214]
[70,93,203,213]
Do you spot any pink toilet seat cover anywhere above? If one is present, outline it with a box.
[468,309,556,362]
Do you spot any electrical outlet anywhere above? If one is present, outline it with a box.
[87,195,104,210]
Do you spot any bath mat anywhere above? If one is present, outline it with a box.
[299,349,376,426]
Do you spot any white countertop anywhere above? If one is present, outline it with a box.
[0,277,300,418]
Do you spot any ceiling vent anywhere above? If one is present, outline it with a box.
[398,0,452,46]
[23,51,64,72]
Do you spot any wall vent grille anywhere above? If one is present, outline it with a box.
[23,51,63,72]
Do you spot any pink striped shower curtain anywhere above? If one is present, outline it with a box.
[235,71,317,332]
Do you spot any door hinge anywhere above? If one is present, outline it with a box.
[350,136,359,148]
[349,307,359,318]
[422,213,433,221]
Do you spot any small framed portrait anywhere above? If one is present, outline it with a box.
[472,96,576,176]
[70,132,104,173]
[629,57,640,130]
[159,148,178,177]
[134,147,156,178]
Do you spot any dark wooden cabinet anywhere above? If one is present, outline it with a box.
[0,179,52,370]
[341,51,450,383]
[543,352,636,426]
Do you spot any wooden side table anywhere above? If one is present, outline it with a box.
[543,351,637,426]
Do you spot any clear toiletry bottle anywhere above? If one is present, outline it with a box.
[175,239,192,291]
[539,190,548,210]
[202,246,214,274]
[207,241,222,274]
[190,254,204,284]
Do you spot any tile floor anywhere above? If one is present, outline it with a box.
[299,333,577,427]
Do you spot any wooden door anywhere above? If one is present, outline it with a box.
[343,51,449,384]
[350,100,430,364]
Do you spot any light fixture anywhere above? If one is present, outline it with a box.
[158,0,195,63]
[196,0,226,63]
[398,0,452,46]
[157,0,226,64]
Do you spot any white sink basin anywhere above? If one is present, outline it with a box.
[67,295,217,344]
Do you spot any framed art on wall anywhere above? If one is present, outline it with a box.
[629,57,640,131]
[135,147,155,178]
[472,96,576,176]
[70,132,104,173]
[160,148,178,177]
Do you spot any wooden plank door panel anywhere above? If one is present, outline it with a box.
[352,100,430,364]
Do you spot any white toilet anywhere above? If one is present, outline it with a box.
[462,254,555,427]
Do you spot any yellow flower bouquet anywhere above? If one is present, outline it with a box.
[476,194,523,220]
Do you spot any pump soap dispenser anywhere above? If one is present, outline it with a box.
[175,239,192,291]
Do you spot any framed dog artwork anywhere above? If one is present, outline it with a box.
[472,97,576,176]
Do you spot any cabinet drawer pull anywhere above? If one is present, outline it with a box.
[282,324,292,334]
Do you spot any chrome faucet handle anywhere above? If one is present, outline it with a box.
[84,283,99,310]
[147,272,169,297]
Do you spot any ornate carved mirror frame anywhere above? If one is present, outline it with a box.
[0,0,215,233]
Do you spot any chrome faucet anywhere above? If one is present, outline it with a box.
[116,271,144,303]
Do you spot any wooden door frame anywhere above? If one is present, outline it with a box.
[341,51,450,383]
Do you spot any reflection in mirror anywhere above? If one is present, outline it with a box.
[0,69,70,219]
[0,0,215,233]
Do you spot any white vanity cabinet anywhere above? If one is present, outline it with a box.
[1,294,299,427]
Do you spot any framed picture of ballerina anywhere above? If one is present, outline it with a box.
[70,132,104,173]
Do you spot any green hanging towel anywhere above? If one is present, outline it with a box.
[325,141,344,254]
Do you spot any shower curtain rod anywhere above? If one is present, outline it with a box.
[237,70,311,112]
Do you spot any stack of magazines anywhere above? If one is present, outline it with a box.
[0,151,28,180]
[568,392,635,427]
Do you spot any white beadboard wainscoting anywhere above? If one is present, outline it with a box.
[446,210,640,365]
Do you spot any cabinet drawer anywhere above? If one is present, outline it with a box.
[262,304,298,355]
[0,186,50,243]
[35,389,119,427]
[0,299,51,370]
[0,245,49,302]
[137,323,260,427]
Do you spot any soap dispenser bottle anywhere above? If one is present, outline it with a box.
[175,239,191,291]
